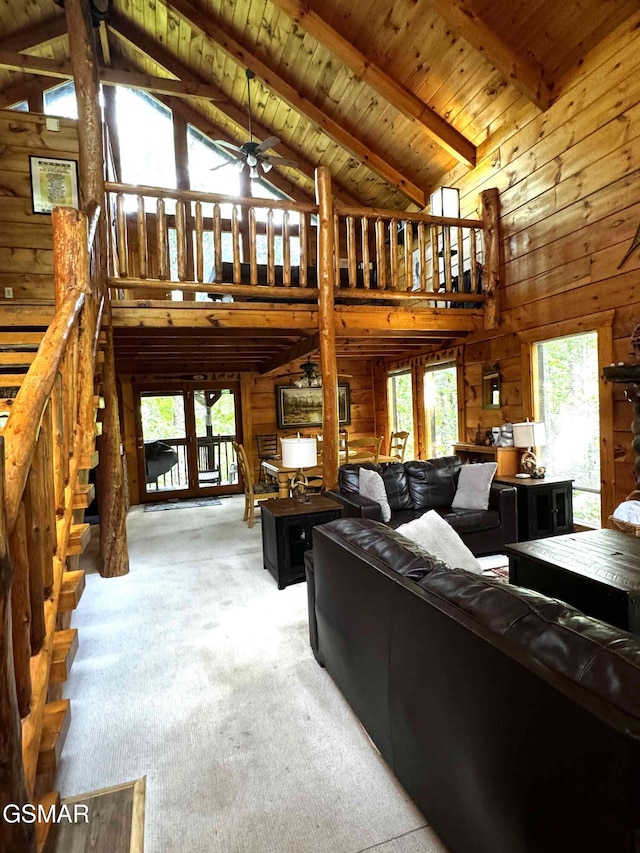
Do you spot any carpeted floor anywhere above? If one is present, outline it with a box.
[58,497,449,853]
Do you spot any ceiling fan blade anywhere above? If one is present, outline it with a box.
[215,139,243,152]
[256,135,281,153]
[264,156,298,167]
[210,160,235,172]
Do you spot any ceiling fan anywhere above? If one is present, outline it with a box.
[286,360,353,388]
[211,69,298,179]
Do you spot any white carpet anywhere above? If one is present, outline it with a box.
[57,496,449,853]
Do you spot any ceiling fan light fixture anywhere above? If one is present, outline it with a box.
[246,153,258,167]
[261,160,273,174]
[249,165,259,179]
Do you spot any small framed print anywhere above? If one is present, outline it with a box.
[30,155,79,214]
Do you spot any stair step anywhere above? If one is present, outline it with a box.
[95,421,103,436]
[0,398,16,413]
[36,700,71,779]
[67,523,91,556]
[50,629,79,685]
[0,352,36,365]
[79,450,99,470]
[59,570,85,612]
[0,373,27,385]
[98,331,107,345]
[35,790,60,853]
[0,332,43,346]
[93,395,105,409]
[73,483,95,509]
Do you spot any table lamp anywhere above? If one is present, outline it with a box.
[280,435,318,502]
[513,420,546,477]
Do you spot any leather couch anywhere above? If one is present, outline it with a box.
[326,456,517,555]
[305,517,640,853]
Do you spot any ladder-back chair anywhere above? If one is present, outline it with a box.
[233,441,278,527]
[346,435,383,463]
[255,433,279,483]
[388,430,410,462]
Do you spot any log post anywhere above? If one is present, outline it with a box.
[315,167,339,491]
[481,188,501,330]
[65,0,129,577]
[0,440,36,853]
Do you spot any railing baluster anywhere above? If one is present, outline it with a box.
[470,228,478,293]
[361,217,370,289]
[333,213,340,286]
[10,503,32,718]
[40,400,56,592]
[195,201,204,283]
[52,372,65,514]
[137,195,147,280]
[346,215,357,288]
[404,221,412,291]
[232,205,241,284]
[299,212,307,287]
[443,226,453,292]
[375,219,386,290]
[283,212,291,287]
[267,209,275,287]
[157,198,168,280]
[390,220,400,291]
[116,192,128,278]
[176,200,187,282]
[418,222,427,292]
[213,203,222,282]
[430,224,440,295]
[249,207,257,284]
[457,225,464,288]
[24,456,45,656]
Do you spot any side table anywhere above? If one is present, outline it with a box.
[261,495,343,589]
[494,476,574,541]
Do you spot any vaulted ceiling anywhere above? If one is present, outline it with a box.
[0,0,637,212]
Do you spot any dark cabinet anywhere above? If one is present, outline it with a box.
[261,496,342,589]
[495,476,574,542]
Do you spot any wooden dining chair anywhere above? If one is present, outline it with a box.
[346,435,383,463]
[233,441,278,528]
[388,430,410,462]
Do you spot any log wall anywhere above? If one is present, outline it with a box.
[385,12,640,519]
[0,109,79,302]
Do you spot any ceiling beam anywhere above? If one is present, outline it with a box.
[163,0,426,205]
[269,0,475,167]
[426,0,553,111]
[108,14,362,206]
[1,14,67,53]
[0,49,229,102]
[0,76,51,110]
[260,332,320,374]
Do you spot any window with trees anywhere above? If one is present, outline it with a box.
[532,332,601,527]
[424,363,458,458]
[388,371,414,460]
[44,80,78,119]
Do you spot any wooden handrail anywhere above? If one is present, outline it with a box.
[105,181,318,213]
[334,204,482,229]
[3,289,85,536]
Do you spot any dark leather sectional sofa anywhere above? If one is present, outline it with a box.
[326,456,517,556]
[306,517,640,853]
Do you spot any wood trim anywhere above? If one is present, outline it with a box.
[516,310,615,343]
[0,14,66,53]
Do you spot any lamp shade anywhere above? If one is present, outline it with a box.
[512,421,546,448]
[281,436,317,469]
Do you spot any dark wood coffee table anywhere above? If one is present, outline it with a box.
[506,529,640,634]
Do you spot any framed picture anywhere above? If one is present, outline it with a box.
[276,384,351,429]
[30,155,79,214]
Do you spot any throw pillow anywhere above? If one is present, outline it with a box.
[359,468,391,522]
[396,510,482,574]
[451,461,497,511]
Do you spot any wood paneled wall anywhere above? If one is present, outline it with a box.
[384,13,640,520]
[0,109,79,302]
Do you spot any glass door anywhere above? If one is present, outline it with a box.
[139,391,189,498]
[193,388,240,492]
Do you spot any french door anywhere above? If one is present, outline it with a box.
[135,380,242,501]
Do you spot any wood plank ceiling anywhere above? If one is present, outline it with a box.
[0,0,637,373]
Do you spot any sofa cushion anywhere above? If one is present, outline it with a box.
[359,469,391,522]
[325,517,450,582]
[440,508,501,534]
[405,457,461,509]
[396,511,482,574]
[378,462,412,510]
[338,462,380,494]
[452,462,497,510]
[387,508,426,528]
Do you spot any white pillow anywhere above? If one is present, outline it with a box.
[359,468,391,522]
[396,510,482,574]
[451,462,497,510]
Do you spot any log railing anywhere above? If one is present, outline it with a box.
[105,173,489,308]
[0,207,102,853]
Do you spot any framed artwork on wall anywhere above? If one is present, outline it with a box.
[30,155,79,214]
[276,384,351,429]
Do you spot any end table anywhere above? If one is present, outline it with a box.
[261,495,343,589]
[495,475,574,541]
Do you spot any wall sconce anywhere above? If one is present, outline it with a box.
[430,186,461,219]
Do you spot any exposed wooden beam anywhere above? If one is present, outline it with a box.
[269,0,475,167]
[0,49,228,102]
[98,21,111,66]
[108,15,362,205]
[1,14,66,53]
[163,0,426,205]
[426,0,553,111]
[260,333,320,374]
[0,76,50,110]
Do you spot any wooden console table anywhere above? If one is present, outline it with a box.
[453,442,518,477]
[506,529,640,634]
